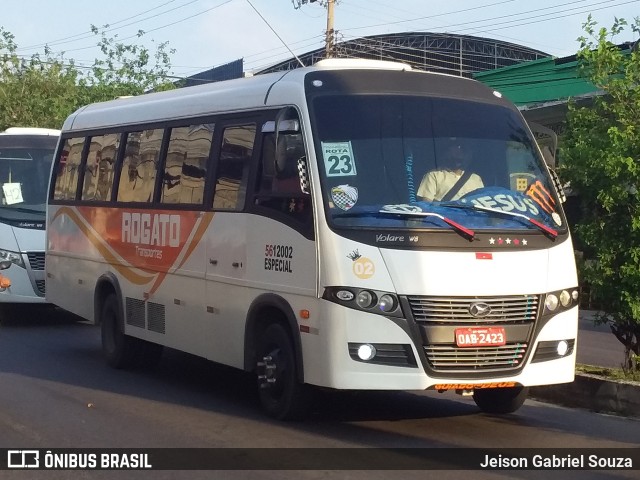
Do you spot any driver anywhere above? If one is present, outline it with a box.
[417,141,483,202]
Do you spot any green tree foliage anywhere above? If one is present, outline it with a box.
[561,16,640,372]
[0,26,175,131]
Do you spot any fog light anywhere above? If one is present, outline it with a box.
[559,290,571,307]
[557,340,569,356]
[356,291,375,308]
[378,294,395,313]
[357,344,376,361]
[545,294,559,311]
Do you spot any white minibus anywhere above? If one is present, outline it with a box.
[0,127,59,311]
[46,59,578,419]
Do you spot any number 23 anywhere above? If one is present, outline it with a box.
[328,155,355,175]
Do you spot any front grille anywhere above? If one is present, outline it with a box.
[407,295,540,374]
[35,280,46,295]
[408,295,539,324]
[26,252,46,270]
[424,343,528,371]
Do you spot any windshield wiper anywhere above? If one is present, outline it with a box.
[441,203,558,239]
[377,209,475,241]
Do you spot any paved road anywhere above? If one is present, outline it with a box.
[0,307,637,479]
[576,310,626,368]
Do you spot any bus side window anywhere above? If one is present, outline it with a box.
[82,134,119,202]
[53,137,84,201]
[161,124,214,205]
[212,124,255,210]
[255,132,310,220]
[117,129,163,203]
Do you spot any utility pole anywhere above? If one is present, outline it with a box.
[292,0,336,59]
[325,0,335,58]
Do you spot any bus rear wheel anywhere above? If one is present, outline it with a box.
[256,323,310,420]
[473,386,529,414]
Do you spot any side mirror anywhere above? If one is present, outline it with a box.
[274,107,301,175]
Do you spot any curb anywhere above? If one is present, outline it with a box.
[530,372,640,418]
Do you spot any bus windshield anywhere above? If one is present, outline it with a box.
[312,95,564,233]
[0,138,56,217]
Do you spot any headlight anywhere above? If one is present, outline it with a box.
[543,287,579,315]
[378,294,396,313]
[545,294,559,312]
[323,287,403,318]
[0,249,24,269]
[559,290,571,307]
[356,290,376,308]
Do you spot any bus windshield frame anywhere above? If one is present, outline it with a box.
[0,134,57,217]
[309,93,566,236]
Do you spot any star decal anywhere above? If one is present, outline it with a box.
[489,237,495,245]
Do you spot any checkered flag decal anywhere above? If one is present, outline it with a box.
[331,184,358,211]
[297,157,310,194]
[549,168,566,203]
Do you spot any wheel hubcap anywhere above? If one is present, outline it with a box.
[257,351,279,390]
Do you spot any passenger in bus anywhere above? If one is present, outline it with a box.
[417,141,483,202]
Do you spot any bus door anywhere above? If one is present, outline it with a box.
[205,123,255,366]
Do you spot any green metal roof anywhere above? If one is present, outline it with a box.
[473,55,598,106]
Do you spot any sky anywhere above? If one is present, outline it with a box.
[2,0,639,79]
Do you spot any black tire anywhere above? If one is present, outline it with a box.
[473,386,529,414]
[100,294,137,369]
[256,323,310,420]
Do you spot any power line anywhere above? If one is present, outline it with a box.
[339,0,522,33]
[16,0,202,53]
[226,0,638,75]
[420,0,624,33]
[460,0,639,36]
[246,0,305,67]
[14,0,636,82]
[45,0,235,57]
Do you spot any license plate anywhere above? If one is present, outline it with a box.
[455,327,506,347]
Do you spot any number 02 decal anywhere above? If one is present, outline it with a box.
[322,141,357,177]
[352,257,375,279]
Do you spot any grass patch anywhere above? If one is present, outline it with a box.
[576,364,640,382]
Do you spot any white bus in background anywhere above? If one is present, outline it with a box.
[46,59,578,420]
[0,127,59,312]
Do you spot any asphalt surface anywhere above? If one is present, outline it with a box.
[576,310,627,369]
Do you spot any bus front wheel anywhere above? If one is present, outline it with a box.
[256,323,310,420]
[473,386,529,414]
[101,294,137,369]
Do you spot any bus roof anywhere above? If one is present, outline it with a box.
[1,127,60,136]
[61,59,501,134]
